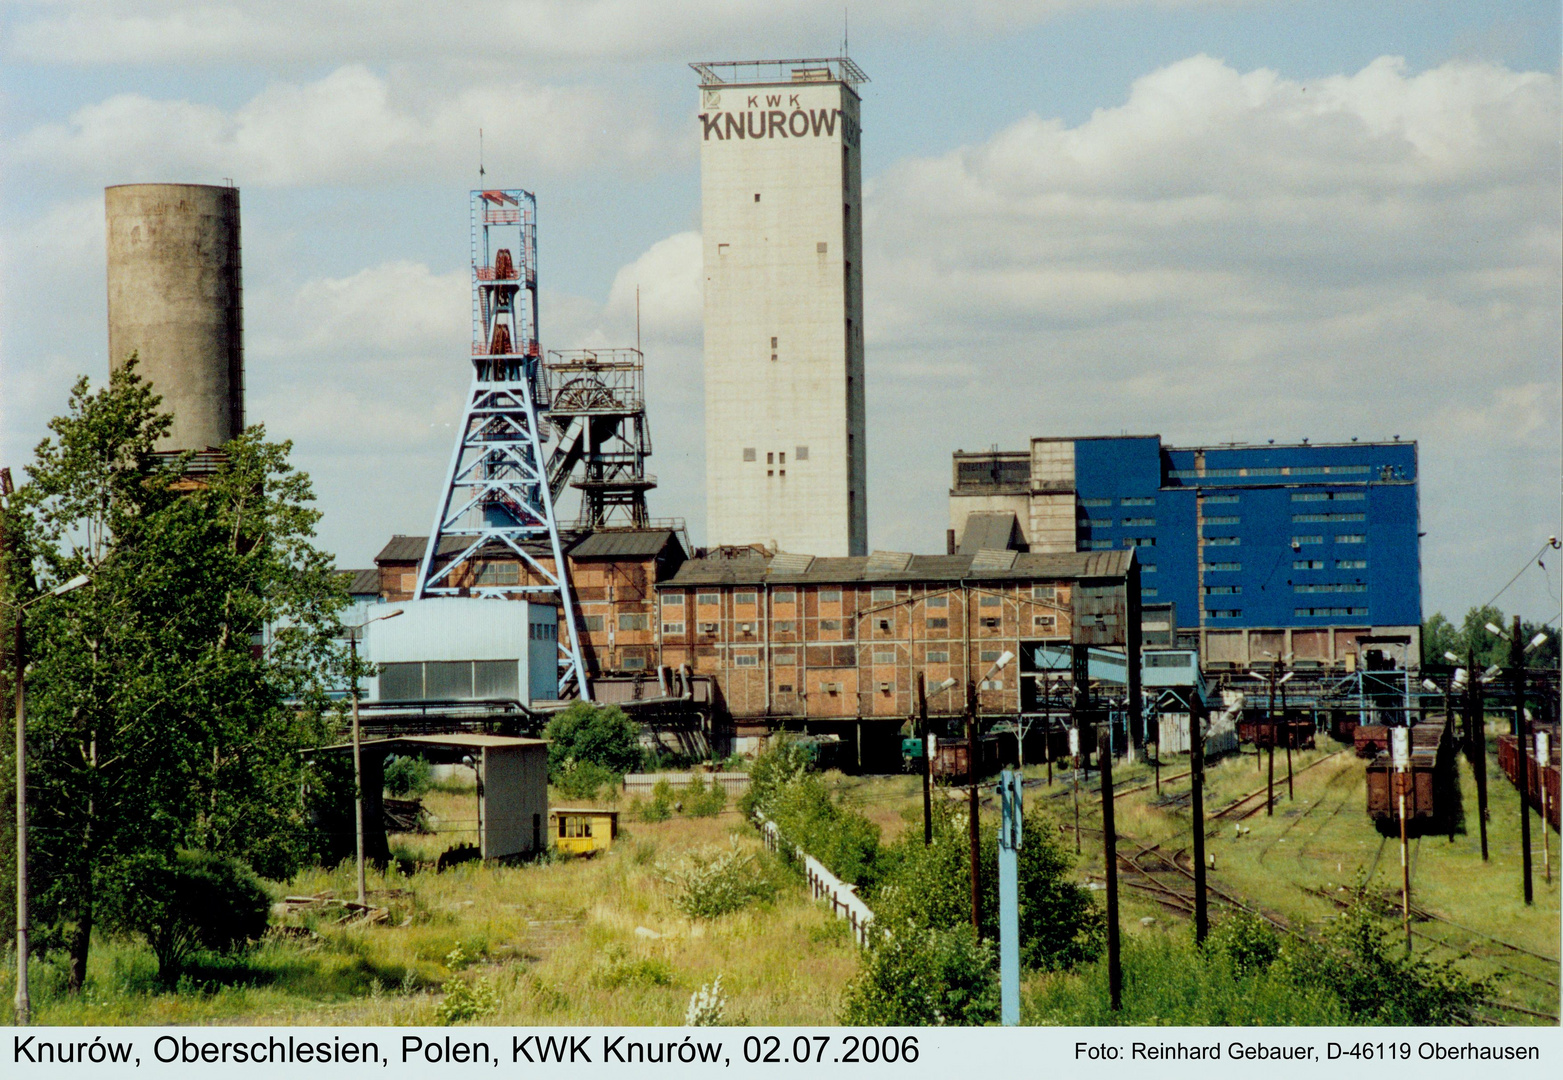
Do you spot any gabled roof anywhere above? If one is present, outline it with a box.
[958,511,1024,555]
[341,568,380,596]
[661,548,1131,587]
[569,529,684,560]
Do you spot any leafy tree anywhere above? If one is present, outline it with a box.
[1,362,348,989]
[111,849,271,985]
[1420,612,1460,668]
[873,801,1104,972]
[384,753,433,798]
[840,921,998,1025]
[542,702,642,787]
[738,734,813,818]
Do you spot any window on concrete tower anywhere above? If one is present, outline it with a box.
[743,448,756,462]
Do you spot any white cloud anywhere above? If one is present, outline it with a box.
[12,65,677,187]
[605,230,703,345]
[6,1,1233,66]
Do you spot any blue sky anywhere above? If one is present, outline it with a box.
[2,0,1559,624]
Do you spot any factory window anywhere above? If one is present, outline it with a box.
[754,193,760,202]
[771,336,778,348]
[618,613,650,631]
[980,617,1001,629]
[1122,517,1156,527]
[778,683,794,693]
[819,619,841,630]
[873,649,897,664]
[1124,537,1156,548]
[530,622,556,641]
[1121,497,1155,506]
[927,595,948,607]
[1203,516,1239,525]
[767,452,774,464]
[773,589,795,603]
[1140,563,1156,573]
[774,620,794,633]
[379,663,423,701]
[1336,534,1366,544]
[1294,560,1325,570]
[1292,492,1329,502]
[1336,559,1367,569]
[735,654,758,667]
[779,452,786,464]
[796,446,809,461]
[1034,615,1056,629]
[927,617,948,629]
[661,592,683,607]
[817,242,827,253]
[426,661,473,700]
[774,651,798,667]
[819,589,842,603]
[1201,493,1239,504]
[1203,585,1241,595]
[1204,562,1241,571]
[1292,512,1365,523]
[581,615,604,632]
[621,656,647,671]
[661,622,685,635]
[474,661,520,700]
[1081,498,1112,508]
[1332,491,1366,501]
[1291,536,1323,546]
[476,562,519,585]
[1084,518,1113,529]
[979,595,1002,607]
[1205,536,1240,546]
[1296,607,1369,617]
[696,591,719,605]
[735,591,757,605]
[872,588,896,602]
[743,448,756,462]
[698,621,718,633]
[1086,540,1115,550]
[1031,585,1055,600]
[1142,588,1158,598]
[926,650,950,664]
[980,650,1002,663]
[1208,609,1242,619]
[1295,583,1367,594]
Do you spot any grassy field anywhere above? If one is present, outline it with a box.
[6,731,1557,1026]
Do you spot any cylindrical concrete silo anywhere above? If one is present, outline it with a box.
[105,183,243,451]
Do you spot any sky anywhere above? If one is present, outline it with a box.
[1,0,1559,626]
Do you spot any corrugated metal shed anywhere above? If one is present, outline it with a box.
[569,529,682,559]
[661,548,1131,587]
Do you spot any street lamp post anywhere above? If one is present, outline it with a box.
[9,572,90,1026]
[346,607,403,907]
[924,675,958,847]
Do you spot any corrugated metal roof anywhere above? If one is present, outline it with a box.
[341,568,380,596]
[958,511,1022,555]
[375,534,477,563]
[569,529,682,559]
[768,552,816,575]
[660,548,1128,587]
[864,550,914,572]
[969,548,1018,571]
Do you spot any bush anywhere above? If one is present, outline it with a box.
[765,776,882,890]
[740,736,813,818]
[383,753,433,797]
[659,840,776,919]
[591,945,674,989]
[872,802,1101,971]
[108,850,271,985]
[683,775,728,818]
[544,702,642,787]
[1209,911,1281,976]
[840,921,998,1026]
[632,779,675,822]
[554,760,616,801]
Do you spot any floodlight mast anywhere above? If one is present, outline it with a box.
[413,189,591,700]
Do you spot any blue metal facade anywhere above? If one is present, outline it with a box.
[1072,437,1420,632]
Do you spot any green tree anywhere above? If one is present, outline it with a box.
[1,362,348,990]
[543,702,643,792]
[1420,612,1460,667]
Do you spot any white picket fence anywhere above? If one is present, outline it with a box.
[753,811,876,946]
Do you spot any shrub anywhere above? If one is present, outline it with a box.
[591,945,674,989]
[840,921,998,1026]
[685,975,727,1026]
[740,735,813,818]
[765,776,882,889]
[108,850,271,985]
[383,753,433,797]
[684,775,728,818]
[632,779,675,822]
[544,702,643,785]
[872,801,1101,971]
[1209,911,1281,976]
[659,840,775,919]
[554,760,615,800]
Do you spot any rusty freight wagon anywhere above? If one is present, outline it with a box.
[1366,723,1454,835]
[1238,711,1316,750]
[932,734,1002,782]
[1354,724,1389,759]
[1496,729,1561,833]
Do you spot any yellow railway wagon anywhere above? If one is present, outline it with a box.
[549,808,619,855]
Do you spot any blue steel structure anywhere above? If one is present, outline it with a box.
[414,189,591,699]
[1073,437,1420,634]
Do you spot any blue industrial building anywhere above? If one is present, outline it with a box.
[950,436,1420,669]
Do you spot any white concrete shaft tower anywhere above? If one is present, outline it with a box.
[693,58,868,556]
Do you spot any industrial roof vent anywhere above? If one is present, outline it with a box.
[970,549,1019,572]
[768,552,816,576]
[865,550,914,573]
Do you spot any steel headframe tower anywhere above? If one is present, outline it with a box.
[542,348,656,529]
[414,189,591,700]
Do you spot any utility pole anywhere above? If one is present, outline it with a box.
[1044,674,1053,787]
[1098,724,1122,1010]
[1512,616,1533,906]
[349,629,368,907]
[1190,690,1209,944]
[13,607,29,1027]
[966,679,981,938]
[1281,668,1293,801]
[997,770,1023,1026]
[1392,726,1412,954]
[1266,664,1277,816]
[917,672,932,846]
[1467,648,1489,861]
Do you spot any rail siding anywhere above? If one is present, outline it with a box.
[753,811,876,945]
